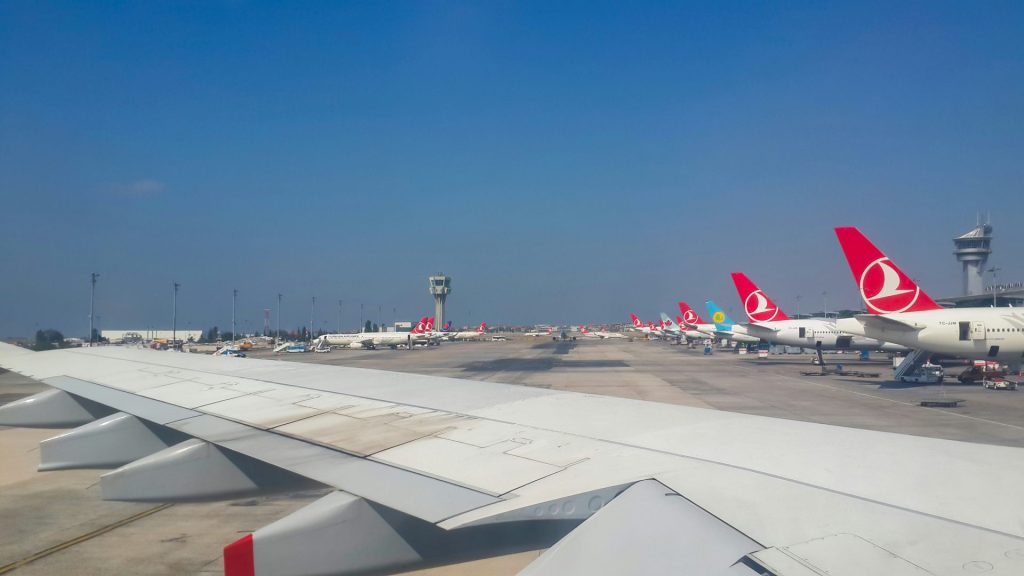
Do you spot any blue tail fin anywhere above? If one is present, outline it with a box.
[705,300,734,331]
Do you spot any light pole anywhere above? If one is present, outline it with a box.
[360,303,364,331]
[172,282,180,350]
[822,291,828,319]
[310,296,316,341]
[378,304,382,332]
[232,289,238,343]
[795,295,801,319]
[277,293,282,342]
[89,273,99,346]
[988,267,1001,307]
[338,300,343,333]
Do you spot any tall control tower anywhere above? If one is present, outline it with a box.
[953,221,993,296]
[429,274,451,330]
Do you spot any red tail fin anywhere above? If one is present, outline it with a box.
[731,272,791,323]
[411,317,428,334]
[425,318,435,331]
[477,322,487,333]
[630,313,643,328]
[677,302,705,326]
[834,227,941,314]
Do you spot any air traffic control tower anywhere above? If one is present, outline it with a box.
[429,274,451,330]
[953,222,993,296]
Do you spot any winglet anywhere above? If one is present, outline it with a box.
[224,534,255,576]
[834,227,940,314]
[731,272,791,323]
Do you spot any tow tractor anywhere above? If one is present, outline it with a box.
[982,378,1018,391]
[899,363,944,384]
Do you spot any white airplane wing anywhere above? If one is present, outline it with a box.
[855,313,924,332]
[1,342,1022,576]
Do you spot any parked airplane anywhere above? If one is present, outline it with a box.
[448,322,488,341]
[678,301,758,344]
[659,313,701,341]
[834,226,1024,368]
[629,314,662,335]
[321,317,431,349]
[703,301,761,344]
[579,326,628,339]
[2,341,1021,575]
[523,326,554,337]
[675,315,706,341]
[730,272,907,352]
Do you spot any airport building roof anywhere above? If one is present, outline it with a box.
[937,287,1024,308]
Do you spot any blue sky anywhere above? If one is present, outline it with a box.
[2,1,1022,336]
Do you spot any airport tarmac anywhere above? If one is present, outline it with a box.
[3,337,1024,575]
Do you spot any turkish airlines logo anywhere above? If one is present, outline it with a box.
[682,310,697,325]
[744,290,779,323]
[859,258,920,313]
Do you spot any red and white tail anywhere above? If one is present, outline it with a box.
[731,272,791,323]
[476,322,487,333]
[425,318,435,332]
[579,325,589,334]
[411,317,428,334]
[677,302,705,326]
[630,313,643,328]
[834,227,941,315]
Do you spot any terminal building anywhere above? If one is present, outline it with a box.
[101,329,203,344]
[937,221,1024,308]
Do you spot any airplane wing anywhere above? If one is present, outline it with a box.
[855,313,924,332]
[1,342,1023,576]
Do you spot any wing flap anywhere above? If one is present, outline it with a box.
[749,534,934,576]
[519,480,763,575]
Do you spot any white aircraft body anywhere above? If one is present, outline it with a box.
[731,272,908,352]
[448,322,487,340]
[579,326,627,339]
[321,317,431,349]
[629,314,662,336]
[834,227,1024,369]
[678,301,760,344]
[1,341,1022,575]
[659,313,703,341]
[523,327,553,337]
